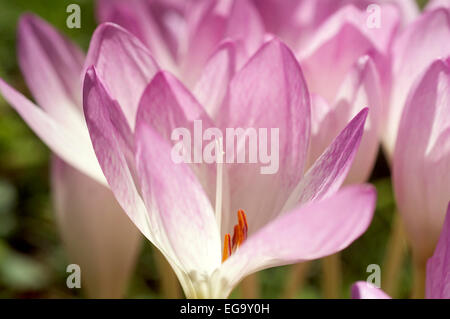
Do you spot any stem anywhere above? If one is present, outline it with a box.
[282,262,310,298]
[411,260,426,299]
[322,253,342,299]
[382,214,407,297]
[154,250,182,298]
[240,273,259,298]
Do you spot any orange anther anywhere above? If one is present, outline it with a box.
[222,210,249,263]
[237,210,248,241]
[232,225,240,250]
[222,233,232,263]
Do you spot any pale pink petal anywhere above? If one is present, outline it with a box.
[218,39,311,234]
[221,185,376,295]
[283,108,368,212]
[181,0,264,85]
[134,119,221,276]
[83,67,205,285]
[193,40,236,120]
[351,281,391,299]
[82,66,151,241]
[393,59,450,263]
[96,0,179,73]
[84,23,159,128]
[307,56,381,184]
[136,71,218,204]
[384,8,450,156]
[17,13,85,133]
[426,203,450,299]
[225,0,265,61]
[51,157,141,298]
[0,79,105,184]
[299,4,399,103]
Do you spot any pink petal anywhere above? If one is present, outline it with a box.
[134,119,221,275]
[17,13,85,132]
[51,156,141,298]
[181,0,264,84]
[387,0,419,26]
[96,0,179,73]
[0,79,105,184]
[218,39,311,234]
[299,4,399,103]
[82,66,151,241]
[283,108,368,212]
[385,8,450,156]
[308,56,381,184]
[225,0,265,61]
[351,281,391,299]
[426,203,450,299]
[193,40,236,120]
[393,59,450,263]
[136,71,218,203]
[222,185,376,294]
[84,23,159,128]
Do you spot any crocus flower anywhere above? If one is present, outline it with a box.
[0,15,142,298]
[96,0,265,86]
[83,32,377,298]
[383,6,450,157]
[393,58,450,267]
[352,203,450,299]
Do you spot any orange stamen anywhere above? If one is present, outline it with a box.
[222,210,249,263]
[237,209,248,241]
[222,233,232,262]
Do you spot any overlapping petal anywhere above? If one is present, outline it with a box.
[393,58,450,263]
[307,56,381,184]
[217,39,311,233]
[193,41,236,120]
[96,0,181,73]
[283,108,368,212]
[85,23,160,128]
[181,0,264,84]
[83,67,150,239]
[299,4,399,103]
[83,67,222,297]
[385,8,450,155]
[134,121,221,278]
[136,71,218,204]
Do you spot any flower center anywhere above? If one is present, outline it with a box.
[222,209,248,262]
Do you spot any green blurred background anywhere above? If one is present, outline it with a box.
[0,0,429,298]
